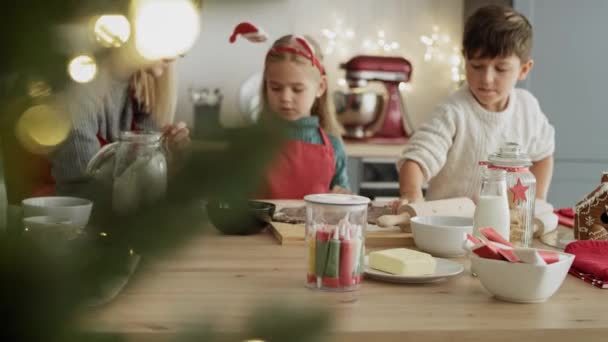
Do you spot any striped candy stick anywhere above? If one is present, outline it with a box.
[307,229,316,284]
[355,237,366,284]
[314,228,330,288]
[351,226,362,285]
[322,227,341,288]
[339,228,355,287]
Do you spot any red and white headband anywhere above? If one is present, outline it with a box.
[267,36,325,75]
[229,22,324,75]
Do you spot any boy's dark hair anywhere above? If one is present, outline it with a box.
[463,5,533,61]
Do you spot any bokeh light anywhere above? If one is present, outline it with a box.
[68,55,97,83]
[16,104,71,155]
[134,0,200,60]
[94,15,131,47]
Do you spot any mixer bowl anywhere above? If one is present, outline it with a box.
[334,90,384,138]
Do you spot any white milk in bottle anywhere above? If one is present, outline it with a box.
[473,168,510,241]
[474,195,510,240]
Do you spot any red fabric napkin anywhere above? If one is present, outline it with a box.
[554,208,574,228]
[564,240,608,288]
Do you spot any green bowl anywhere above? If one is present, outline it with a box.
[206,200,276,235]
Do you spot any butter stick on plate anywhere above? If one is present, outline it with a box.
[368,248,436,276]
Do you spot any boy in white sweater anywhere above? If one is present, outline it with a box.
[397,5,555,203]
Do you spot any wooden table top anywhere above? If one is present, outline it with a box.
[344,141,405,159]
[80,227,607,342]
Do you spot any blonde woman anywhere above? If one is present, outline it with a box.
[50,58,190,195]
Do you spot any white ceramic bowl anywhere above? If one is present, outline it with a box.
[410,216,474,257]
[22,196,93,228]
[471,251,575,303]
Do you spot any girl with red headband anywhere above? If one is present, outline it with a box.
[257,35,350,199]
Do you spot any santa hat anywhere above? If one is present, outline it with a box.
[229,22,324,74]
[229,22,268,43]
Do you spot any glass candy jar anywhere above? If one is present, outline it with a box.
[87,131,167,215]
[304,194,370,291]
[488,142,537,247]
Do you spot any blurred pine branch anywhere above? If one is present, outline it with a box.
[0,1,332,341]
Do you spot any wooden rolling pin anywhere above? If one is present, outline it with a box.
[533,199,558,237]
[377,197,476,232]
[533,212,559,237]
[535,199,554,217]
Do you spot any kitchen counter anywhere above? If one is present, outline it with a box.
[344,141,406,159]
[344,141,407,196]
[80,226,607,342]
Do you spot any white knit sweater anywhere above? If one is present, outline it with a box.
[397,85,555,201]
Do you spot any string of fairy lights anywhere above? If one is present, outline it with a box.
[420,25,466,83]
[320,19,466,90]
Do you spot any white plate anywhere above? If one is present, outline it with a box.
[364,256,464,284]
[540,229,575,250]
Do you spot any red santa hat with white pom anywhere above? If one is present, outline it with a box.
[229,22,268,43]
[229,22,324,75]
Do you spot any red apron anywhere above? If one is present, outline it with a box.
[262,128,335,199]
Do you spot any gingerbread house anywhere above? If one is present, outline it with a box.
[574,172,608,240]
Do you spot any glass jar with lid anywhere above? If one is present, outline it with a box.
[304,193,370,292]
[487,142,537,247]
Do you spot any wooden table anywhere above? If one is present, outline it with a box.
[81,228,607,342]
[344,141,405,159]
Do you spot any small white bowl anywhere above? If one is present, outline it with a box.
[471,251,575,303]
[410,216,474,257]
[22,196,93,228]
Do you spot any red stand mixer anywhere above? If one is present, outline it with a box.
[335,55,413,141]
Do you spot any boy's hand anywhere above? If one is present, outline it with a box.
[389,198,409,214]
[388,196,424,213]
[398,160,425,206]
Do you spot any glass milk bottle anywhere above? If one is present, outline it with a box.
[473,168,510,241]
[488,143,536,247]
[304,194,370,292]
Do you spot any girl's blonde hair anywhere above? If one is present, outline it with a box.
[261,35,343,137]
[130,61,178,127]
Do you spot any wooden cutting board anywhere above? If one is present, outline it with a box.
[268,221,414,248]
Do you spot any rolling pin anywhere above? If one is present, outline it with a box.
[533,199,558,237]
[533,212,559,237]
[377,197,476,232]
[535,199,554,217]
